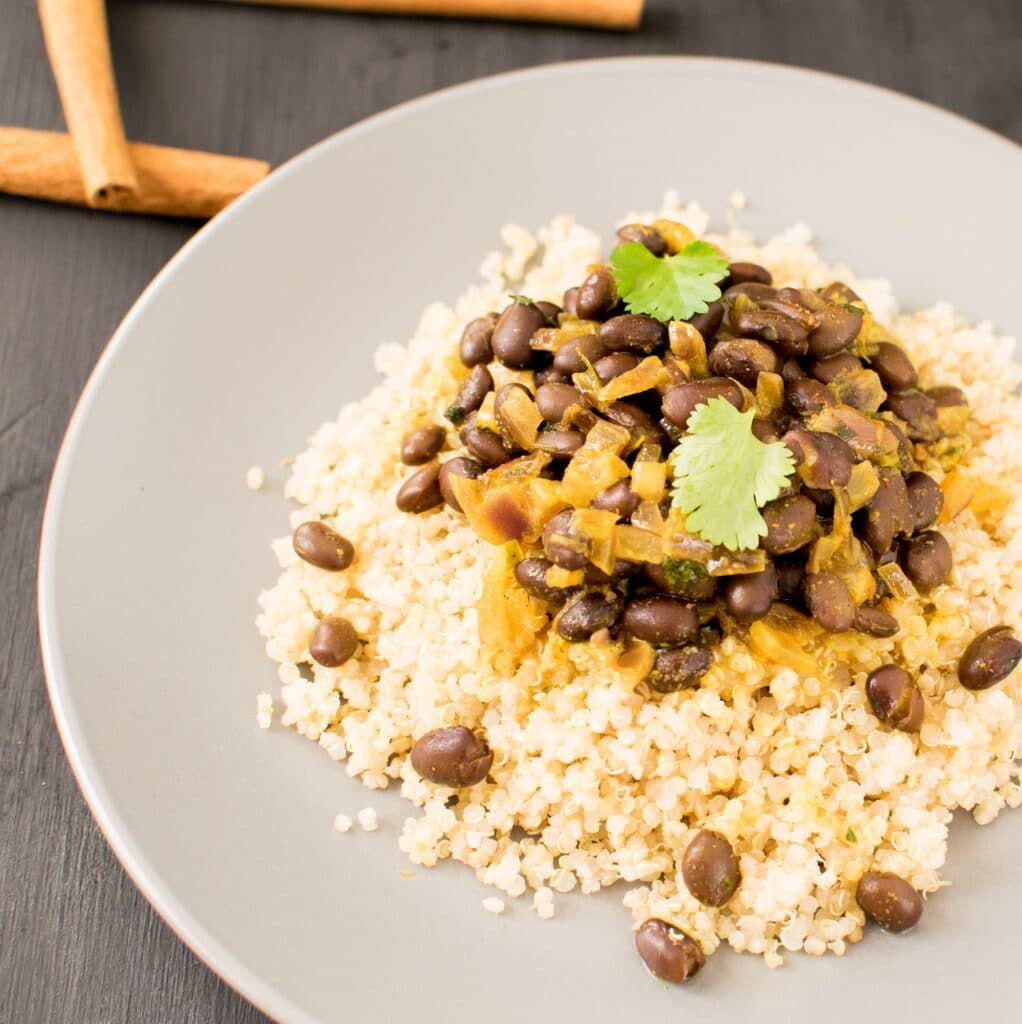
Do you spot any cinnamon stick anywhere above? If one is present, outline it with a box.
[0,128,270,219]
[37,0,138,205]
[218,0,644,29]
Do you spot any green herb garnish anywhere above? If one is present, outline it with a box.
[444,405,466,427]
[846,827,857,844]
[670,397,796,552]
[610,240,728,322]
[661,557,709,591]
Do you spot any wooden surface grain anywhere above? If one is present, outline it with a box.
[1,1,1019,1020]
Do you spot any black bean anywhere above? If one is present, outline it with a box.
[309,616,359,667]
[617,223,668,256]
[595,352,640,382]
[532,382,581,421]
[820,281,861,304]
[458,314,497,367]
[575,266,619,320]
[535,367,569,387]
[781,358,806,383]
[750,419,779,444]
[682,830,741,907]
[554,589,623,641]
[662,379,744,429]
[623,595,700,646]
[807,304,863,358]
[725,262,772,288]
[552,333,607,375]
[805,571,856,632]
[803,486,835,516]
[514,556,573,604]
[293,521,355,571]
[860,469,913,556]
[396,462,444,513]
[854,605,900,638]
[785,378,835,417]
[866,665,924,731]
[591,479,640,519]
[775,561,806,603]
[856,872,923,933]
[491,299,545,369]
[410,726,493,787]
[899,530,952,591]
[809,352,862,383]
[905,471,943,531]
[734,307,809,357]
[400,424,446,466]
[883,389,940,442]
[438,456,483,512]
[447,364,493,424]
[761,494,816,555]
[708,338,779,386]
[958,626,1022,690]
[599,314,668,355]
[543,508,585,570]
[535,300,562,324]
[562,286,581,317]
[604,400,668,448]
[583,559,640,586]
[644,562,717,602]
[686,300,724,341]
[461,424,515,468]
[885,418,915,475]
[783,429,854,489]
[870,341,918,393]
[926,385,967,409]
[533,428,585,461]
[723,281,776,303]
[722,564,778,624]
[635,920,705,984]
[760,294,820,331]
[647,644,713,692]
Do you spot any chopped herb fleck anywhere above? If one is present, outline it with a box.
[662,557,709,591]
[846,827,857,844]
[444,405,466,427]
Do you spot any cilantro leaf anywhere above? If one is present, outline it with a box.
[669,397,795,552]
[610,240,728,322]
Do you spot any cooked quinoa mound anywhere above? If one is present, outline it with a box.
[257,196,1022,966]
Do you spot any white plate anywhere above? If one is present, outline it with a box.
[39,59,1022,1023]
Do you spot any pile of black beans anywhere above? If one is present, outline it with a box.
[395,219,1020,702]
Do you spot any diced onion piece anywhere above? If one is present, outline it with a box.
[487,452,551,482]
[631,460,667,501]
[571,366,605,410]
[475,391,499,433]
[613,524,664,564]
[971,480,1011,525]
[585,419,633,456]
[631,499,666,536]
[546,565,584,588]
[480,543,548,661]
[878,561,918,602]
[853,310,890,361]
[572,507,620,543]
[755,372,785,418]
[561,448,630,508]
[613,641,656,691]
[939,469,976,523]
[749,619,819,677]
[588,536,616,574]
[496,386,543,449]
[531,319,602,352]
[844,460,880,512]
[651,218,696,253]
[827,368,887,413]
[705,548,767,576]
[667,321,708,378]
[450,475,566,545]
[808,405,901,467]
[597,356,668,403]
[489,365,535,391]
[843,565,876,606]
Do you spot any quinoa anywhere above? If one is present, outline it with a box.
[256,195,1022,966]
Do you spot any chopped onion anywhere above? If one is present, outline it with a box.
[651,218,696,253]
[631,499,666,535]
[613,641,656,691]
[939,469,976,523]
[475,391,499,433]
[843,460,880,512]
[531,319,602,353]
[877,561,918,602]
[613,524,664,564]
[808,405,901,467]
[450,474,566,545]
[827,368,887,413]
[597,356,669,403]
[496,386,543,449]
[480,543,549,660]
[546,565,584,588]
[631,459,667,501]
[560,448,630,508]
[748,618,819,677]
[755,372,785,418]
[667,321,708,378]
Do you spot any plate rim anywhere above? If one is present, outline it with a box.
[35,55,1022,1024]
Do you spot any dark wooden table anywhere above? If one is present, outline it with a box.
[1,1,1018,1020]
